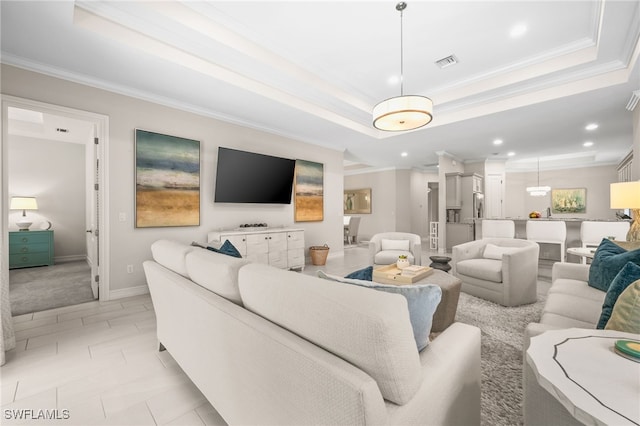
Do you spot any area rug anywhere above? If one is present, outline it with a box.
[455,287,547,426]
[9,260,95,316]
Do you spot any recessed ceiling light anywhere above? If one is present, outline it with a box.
[507,151,516,157]
[583,141,594,147]
[585,123,598,131]
[401,152,408,157]
[388,75,400,85]
[510,23,527,38]
[493,139,503,145]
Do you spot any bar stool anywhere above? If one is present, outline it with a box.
[579,221,630,264]
[481,219,515,239]
[526,220,567,262]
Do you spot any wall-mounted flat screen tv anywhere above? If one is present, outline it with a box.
[214,147,296,204]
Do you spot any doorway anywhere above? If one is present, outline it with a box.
[1,96,109,314]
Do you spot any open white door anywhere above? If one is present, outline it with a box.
[86,126,99,299]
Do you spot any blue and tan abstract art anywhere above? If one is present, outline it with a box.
[135,129,200,227]
[294,159,323,222]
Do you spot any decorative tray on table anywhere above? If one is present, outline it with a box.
[373,264,433,285]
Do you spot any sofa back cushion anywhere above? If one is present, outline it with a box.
[589,239,640,291]
[185,249,249,305]
[238,263,422,405]
[150,240,195,277]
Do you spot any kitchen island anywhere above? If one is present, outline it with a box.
[475,218,631,263]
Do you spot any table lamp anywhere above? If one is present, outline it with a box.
[10,196,38,231]
[610,181,640,242]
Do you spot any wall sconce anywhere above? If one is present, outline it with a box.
[610,181,640,242]
[10,196,38,231]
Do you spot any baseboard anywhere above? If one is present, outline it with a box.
[108,285,149,300]
[54,255,87,263]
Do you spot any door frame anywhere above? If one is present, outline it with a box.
[1,95,110,301]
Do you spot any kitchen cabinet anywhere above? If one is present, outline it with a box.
[446,173,462,209]
[446,223,474,250]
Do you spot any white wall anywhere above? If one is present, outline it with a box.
[504,165,618,219]
[2,65,344,294]
[8,136,86,260]
[344,169,396,241]
[634,106,640,180]
[345,168,438,242]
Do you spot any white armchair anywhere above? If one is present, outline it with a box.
[368,232,422,266]
[452,238,539,307]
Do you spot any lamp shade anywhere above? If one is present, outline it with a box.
[373,95,433,131]
[10,197,38,210]
[526,186,551,197]
[610,182,640,209]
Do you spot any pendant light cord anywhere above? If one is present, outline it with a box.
[397,2,407,96]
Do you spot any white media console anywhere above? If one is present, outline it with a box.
[208,228,305,270]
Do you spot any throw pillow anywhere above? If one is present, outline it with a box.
[381,239,410,251]
[318,271,442,351]
[207,239,242,258]
[483,243,519,260]
[605,279,640,334]
[344,266,373,281]
[588,238,640,291]
[597,262,640,329]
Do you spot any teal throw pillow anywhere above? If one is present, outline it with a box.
[588,238,640,291]
[597,261,640,329]
[318,271,441,351]
[344,266,373,281]
[207,240,242,258]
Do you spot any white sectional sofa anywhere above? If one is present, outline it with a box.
[143,240,482,425]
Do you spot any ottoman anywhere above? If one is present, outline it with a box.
[418,269,462,333]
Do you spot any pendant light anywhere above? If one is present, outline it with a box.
[373,2,433,132]
[526,158,551,196]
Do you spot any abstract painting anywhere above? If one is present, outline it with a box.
[551,188,586,214]
[135,129,200,227]
[294,159,323,222]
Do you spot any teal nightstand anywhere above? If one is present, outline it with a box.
[9,230,54,269]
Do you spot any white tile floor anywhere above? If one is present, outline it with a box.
[0,245,386,425]
[1,243,546,425]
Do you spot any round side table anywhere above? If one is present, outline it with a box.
[429,256,452,272]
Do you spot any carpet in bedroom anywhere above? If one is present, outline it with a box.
[9,260,95,315]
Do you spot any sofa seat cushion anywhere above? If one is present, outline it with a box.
[185,248,249,305]
[541,290,604,328]
[239,263,422,405]
[548,278,605,302]
[374,250,414,265]
[150,239,195,277]
[456,259,503,283]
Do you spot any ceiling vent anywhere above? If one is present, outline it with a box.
[626,90,640,111]
[435,54,459,69]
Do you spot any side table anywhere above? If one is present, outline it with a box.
[525,328,640,426]
[429,255,452,272]
[9,230,54,269]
